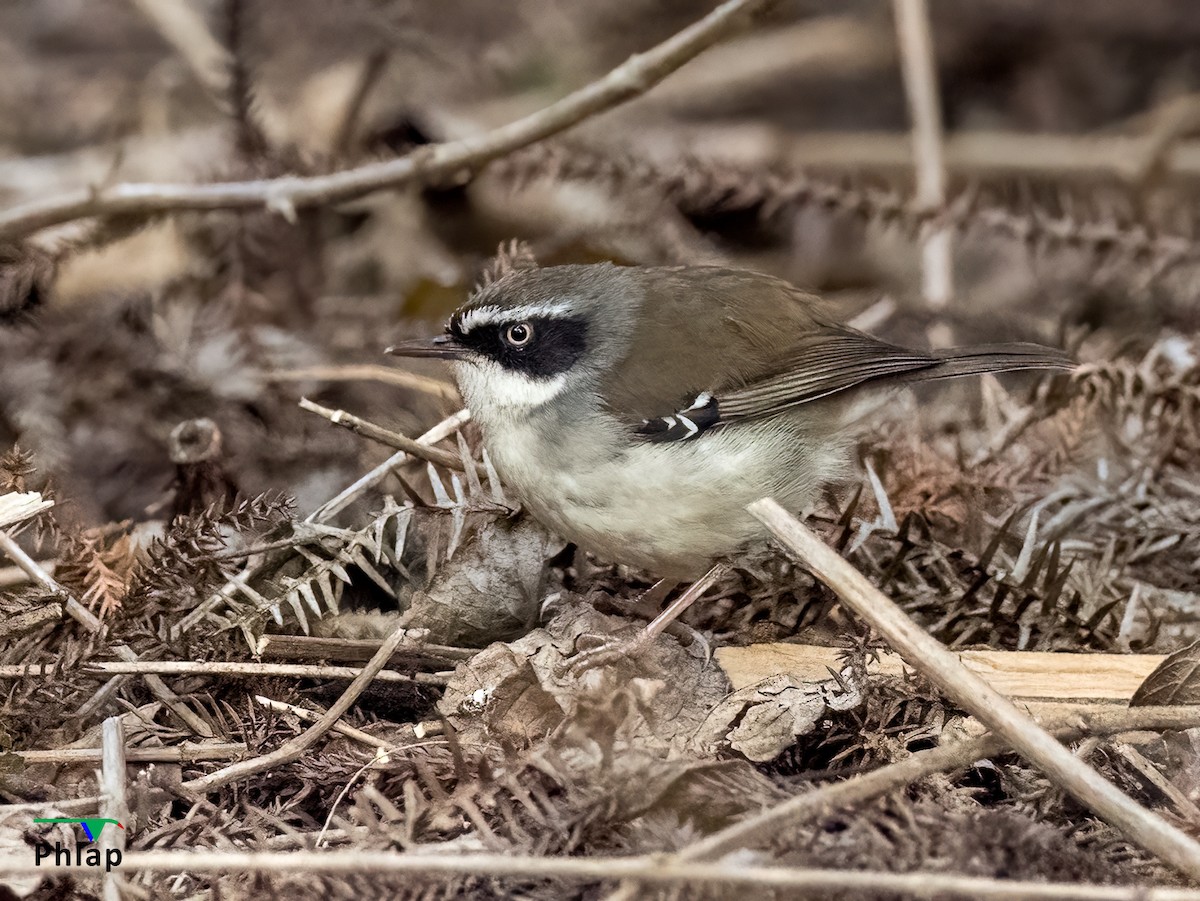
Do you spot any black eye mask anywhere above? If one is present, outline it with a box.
[450,316,589,379]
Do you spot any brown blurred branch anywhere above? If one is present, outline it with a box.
[892,0,952,308]
[0,0,776,240]
[126,0,231,106]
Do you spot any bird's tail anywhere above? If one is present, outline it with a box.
[918,342,1075,381]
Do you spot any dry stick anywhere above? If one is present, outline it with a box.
[99,716,129,901]
[4,851,1200,900]
[267,364,457,399]
[892,0,952,309]
[256,633,475,666]
[748,497,1200,881]
[42,660,447,686]
[125,0,231,105]
[0,0,776,240]
[0,531,213,738]
[178,617,417,795]
[601,705,1200,901]
[256,696,443,753]
[306,408,471,524]
[678,705,1200,862]
[298,397,481,475]
[16,743,245,764]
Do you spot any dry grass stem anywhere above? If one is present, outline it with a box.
[298,397,480,475]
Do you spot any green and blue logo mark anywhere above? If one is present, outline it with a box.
[34,818,124,842]
[33,818,124,871]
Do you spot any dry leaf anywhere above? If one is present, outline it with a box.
[1131,639,1200,706]
[399,515,559,646]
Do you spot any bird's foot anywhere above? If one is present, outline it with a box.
[562,620,712,676]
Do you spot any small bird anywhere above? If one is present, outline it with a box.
[388,264,1072,648]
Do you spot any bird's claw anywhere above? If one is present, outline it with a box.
[561,632,653,677]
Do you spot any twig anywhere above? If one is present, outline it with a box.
[0,530,213,737]
[126,0,230,107]
[306,409,471,524]
[680,705,1200,862]
[256,633,475,666]
[3,850,1200,899]
[0,0,777,240]
[12,659,450,685]
[892,0,952,308]
[748,497,1200,882]
[179,618,419,794]
[331,50,391,159]
[299,397,480,475]
[602,704,1200,901]
[256,695,442,753]
[266,364,457,399]
[99,716,129,901]
[167,409,470,643]
[15,742,245,764]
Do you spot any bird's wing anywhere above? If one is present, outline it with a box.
[636,334,1073,443]
[596,266,1072,443]
[599,267,839,421]
[633,329,941,441]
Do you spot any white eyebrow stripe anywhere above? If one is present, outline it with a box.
[457,301,573,334]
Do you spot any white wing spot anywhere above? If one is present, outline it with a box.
[685,392,712,411]
[676,414,699,438]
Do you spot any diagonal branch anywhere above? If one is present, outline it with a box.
[0,0,776,240]
[747,497,1200,882]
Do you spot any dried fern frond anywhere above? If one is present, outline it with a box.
[493,142,1200,283]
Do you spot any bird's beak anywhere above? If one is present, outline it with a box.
[385,334,469,360]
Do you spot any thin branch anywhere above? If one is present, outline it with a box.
[306,409,471,524]
[256,695,443,753]
[603,704,1200,901]
[681,705,1200,861]
[15,742,245,764]
[125,0,231,106]
[892,0,952,308]
[178,617,419,795]
[0,659,451,685]
[266,364,457,400]
[0,0,777,240]
[99,716,129,901]
[299,397,481,476]
[166,409,470,643]
[748,497,1200,882]
[3,850,1200,900]
[256,633,475,666]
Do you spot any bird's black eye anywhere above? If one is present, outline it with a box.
[504,322,534,347]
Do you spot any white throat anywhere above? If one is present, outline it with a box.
[454,359,569,421]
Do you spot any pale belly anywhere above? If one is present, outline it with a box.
[479,411,848,579]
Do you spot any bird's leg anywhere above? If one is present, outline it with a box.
[565,563,729,675]
[616,576,678,620]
